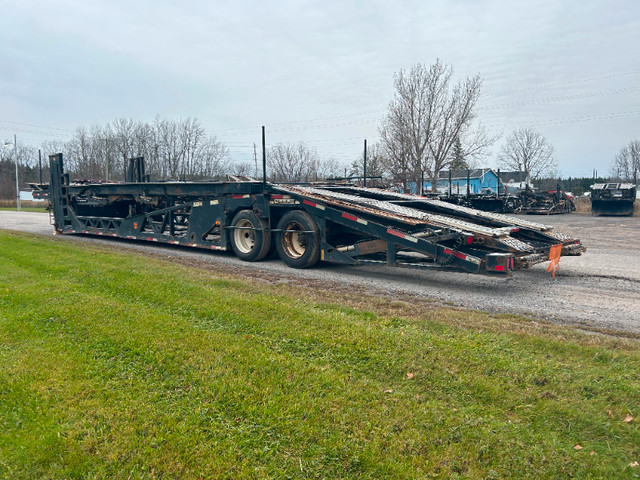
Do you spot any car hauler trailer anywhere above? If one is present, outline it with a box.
[590,183,636,216]
[48,154,585,276]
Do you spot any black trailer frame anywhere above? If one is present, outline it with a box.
[48,154,585,276]
[590,183,636,216]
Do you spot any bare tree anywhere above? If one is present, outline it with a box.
[610,140,640,181]
[0,157,16,199]
[230,161,254,177]
[379,120,412,191]
[316,157,343,181]
[0,140,40,198]
[350,142,387,184]
[111,118,139,178]
[379,60,492,192]
[36,116,230,182]
[267,142,321,182]
[497,128,556,179]
[196,135,231,178]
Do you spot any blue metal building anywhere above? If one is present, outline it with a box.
[411,169,501,194]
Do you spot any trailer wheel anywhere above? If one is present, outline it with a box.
[230,210,271,262]
[276,210,321,268]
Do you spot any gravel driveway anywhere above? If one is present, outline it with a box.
[2,210,639,334]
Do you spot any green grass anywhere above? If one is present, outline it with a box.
[0,230,638,479]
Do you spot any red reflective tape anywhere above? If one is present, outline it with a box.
[454,252,466,260]
[232,194,244,199]
[272,194,283,199]
[443,248,453,254]
[342,213,358,222]
[495,265,505,271]
[303,199,316,208]
[387,229,406,239]
[466,236,474,244]
[146,237,153,241]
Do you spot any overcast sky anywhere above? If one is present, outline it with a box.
[1,0,639,178]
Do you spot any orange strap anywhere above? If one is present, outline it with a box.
[546,244,562,278]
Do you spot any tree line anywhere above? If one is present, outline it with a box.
[44,117,232,181]
[2,60,638,200]
[609,140,640,182]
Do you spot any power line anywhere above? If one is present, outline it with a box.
[479,87,640,111]
[218,71,640,133]
[484,70,640,98]
[3,70,639,149]
[0,126,72,139]
[0,119,75,133]
[484,110,640,129]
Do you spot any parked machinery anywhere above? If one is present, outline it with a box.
[516,189,576,215]
[590,183,636,216]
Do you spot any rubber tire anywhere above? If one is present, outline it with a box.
[276,210,321,269]
[230,210,271,262]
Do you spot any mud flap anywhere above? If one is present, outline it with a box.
[546,244,562,278]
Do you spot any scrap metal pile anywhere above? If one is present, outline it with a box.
[515,189,576,215]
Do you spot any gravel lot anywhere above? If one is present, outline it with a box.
[2,210,639,334]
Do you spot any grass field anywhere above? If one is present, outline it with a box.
[0,230,638,479]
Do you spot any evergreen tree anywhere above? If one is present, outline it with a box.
[449,137,467,170]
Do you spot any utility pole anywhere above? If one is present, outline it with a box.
[253,143,258,178]
[38,149,42,184]
[105,137,109,181]
[261,127,266,187]
[363,139,367,187]
[14,134,20,211]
